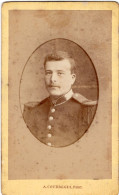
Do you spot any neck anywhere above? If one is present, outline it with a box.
[50,89,73,106]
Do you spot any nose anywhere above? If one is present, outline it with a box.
[50,73,57,83]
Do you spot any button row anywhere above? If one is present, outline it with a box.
[47,109,55,147]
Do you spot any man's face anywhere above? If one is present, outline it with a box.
[45,59,76,97]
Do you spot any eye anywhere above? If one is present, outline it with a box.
[57,72,64,76]
[45,72,51,75]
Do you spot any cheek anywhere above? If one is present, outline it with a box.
[45,76,50,83]
[59,77,65,84]
[60,78,70,88]
[62,76,72,84]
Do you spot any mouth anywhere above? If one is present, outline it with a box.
[49,85,60,88]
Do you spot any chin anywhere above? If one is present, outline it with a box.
[48,89,61,97]
[47,88,58,94]
[49,92,61,97]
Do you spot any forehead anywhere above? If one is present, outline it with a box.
[45,59,71,71]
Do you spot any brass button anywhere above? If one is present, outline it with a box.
[49,116,53,121]
[51,108,55,113]
[47,125,51,130]
[47,142,51,146]
[47,133,52,138]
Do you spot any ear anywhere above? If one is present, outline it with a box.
[71,74,76,84]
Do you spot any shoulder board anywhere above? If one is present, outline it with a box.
[24,97,49,108]
[24,102,40,108]
[73,93,98,106]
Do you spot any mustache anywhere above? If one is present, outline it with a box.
[48,85,60,88]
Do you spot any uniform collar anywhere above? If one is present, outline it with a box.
[50,89,73,106]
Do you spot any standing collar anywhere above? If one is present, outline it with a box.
[50,89,73,106]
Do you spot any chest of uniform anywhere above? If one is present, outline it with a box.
[35,101,83,133]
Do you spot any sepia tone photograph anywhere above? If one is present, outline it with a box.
[21,38,98,148]
[8,9,112,180]
[2,2,118,195]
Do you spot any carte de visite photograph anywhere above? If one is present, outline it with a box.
[8,9,112,180]
[2,5,118,195]
[2,2,119,195]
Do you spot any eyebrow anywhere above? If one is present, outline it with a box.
[45,70,65,72]
[57,70,65,73]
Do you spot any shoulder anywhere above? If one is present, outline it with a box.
[72,93,98,106]
[23,97,49,122]
[24,97,49,110]
[23,97,49,118]
[72,93,98,125]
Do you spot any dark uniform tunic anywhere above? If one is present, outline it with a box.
[23,90,97,147]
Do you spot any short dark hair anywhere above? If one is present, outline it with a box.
[44,51,76,73]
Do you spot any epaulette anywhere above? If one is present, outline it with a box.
[24,102,40,108]
[24,97,49,108]
[73,93,98,105]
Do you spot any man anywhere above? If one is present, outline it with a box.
[23,51,97,147]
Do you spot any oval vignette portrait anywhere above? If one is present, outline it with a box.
[20,38,99,148]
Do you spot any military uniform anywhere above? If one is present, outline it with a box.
[23,90,97,147]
